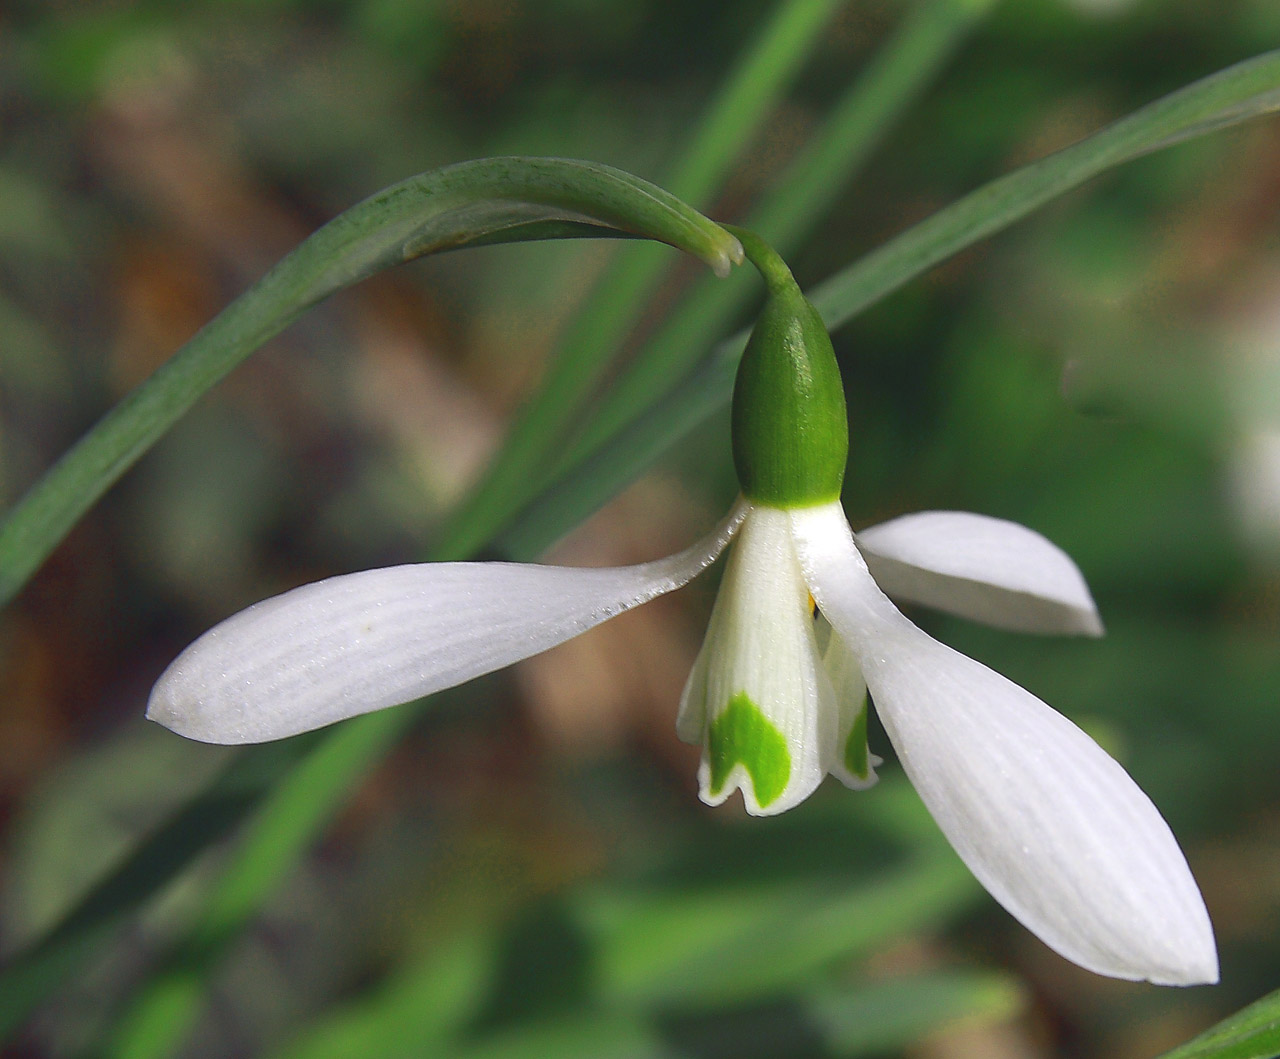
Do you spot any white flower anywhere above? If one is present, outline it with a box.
[148,496,1218,987]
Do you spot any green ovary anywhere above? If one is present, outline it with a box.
[708,692,791,807]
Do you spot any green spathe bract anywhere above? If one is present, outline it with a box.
[708,691,792,808]
[0,157,743,609]
[730,230,848,507]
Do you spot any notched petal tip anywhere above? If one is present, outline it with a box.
[702,691,798,814]
[684,505,834,817]
[831,750,883,792]
[820,622,880,792]
[697,753,824,818]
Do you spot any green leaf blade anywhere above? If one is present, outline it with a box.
[1155,988,1280,1059]
[506,47,1280,557]
[430,0,847,560]
[0,157,737,607]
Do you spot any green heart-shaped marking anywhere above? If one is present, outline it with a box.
[708,692,791,808]
[843,692,871,780]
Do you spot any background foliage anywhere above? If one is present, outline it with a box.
[2,1,1280,1057]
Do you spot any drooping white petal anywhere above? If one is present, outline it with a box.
[148,503,749,745]
[679,505,836,816]
[820,624,882,791]
[856,511,1103,636]
[791,503,1217,986]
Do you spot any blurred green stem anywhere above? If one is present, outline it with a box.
[6,37,1280,1059]
[555,0,995,483]
[504,45,1280,555]
[82,3,848,1054]
[82,5,961,1053]
[1153,985,1280,1059]
[103,714,404,1059]
[0,158,736,608]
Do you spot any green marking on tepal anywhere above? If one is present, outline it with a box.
[844,695,871,780]
[709,691,791,807]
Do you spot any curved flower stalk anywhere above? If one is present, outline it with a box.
[148,230,1218,987]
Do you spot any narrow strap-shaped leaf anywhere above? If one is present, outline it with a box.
[805,971,1022,1055]
[100,713,404,1059]
[263,926,498,1059]
[90,0,840,1015]
[0,157,740,607]
[808,49,1280,328]
[0,736,320,1038]
[431,0,846,560]
[0,7,842,1035]
[1154,987,1280,1059]
[504,47,1280,556]
[589,852,977,1008]
[7,47,1280,1044]
[272,970,1018,1059]
[554,0,995,486]
[265,782,993,1059]
[0,4,967,1028]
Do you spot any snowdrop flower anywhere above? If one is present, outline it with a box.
[148,231,1217,987]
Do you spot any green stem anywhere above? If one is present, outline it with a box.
[0,5,980,1042]
[103,714,406,1059]
[28,3,847,1050]
[502,46,1280,557]
[8,35,1280,1056]
[547,0,992,499]
[726,225,798,294]
[0,158,738,608]
[429,0,845,560]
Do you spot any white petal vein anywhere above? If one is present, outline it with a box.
[791,503,1216,985]
[857,511,1103,635]
[148,502,748,744]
